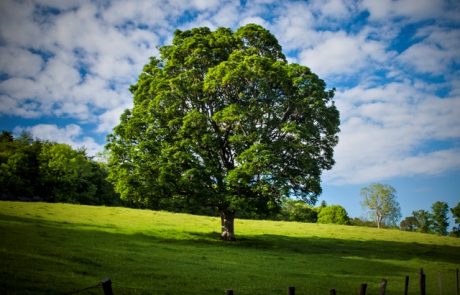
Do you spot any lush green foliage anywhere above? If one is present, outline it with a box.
[280,199,318,222]
[452,202,460,237]
[0,131,118,205]
[1,201,459,294]
[452,202,460,223]
[400,202,459,236]
[431,201,449,236]
[412,209,433,233]
[400,215,419,231]
[317,204,350,225]
[106,24,340,238]
[361,183,401,228]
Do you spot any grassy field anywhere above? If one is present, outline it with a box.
[0,201,459,294]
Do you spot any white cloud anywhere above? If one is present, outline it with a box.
[0,94,42,118]
[102,1,168,26]
[191,0,222,11]
[309,0,357,21]
[14,124,104,157]
[361,0,446,21]
[272,2,316,51]
[209,2,241,28]
[239,16,270,28]
[299,31,389,78]
[324,81,460,184]
[0,0,44,48]
[397,26,460,75]
[97,104,132,133]
[0,78,45,102]
[0,47,43,78]
[0,0,157,127]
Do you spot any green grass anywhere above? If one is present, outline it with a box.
[0,201,459,294]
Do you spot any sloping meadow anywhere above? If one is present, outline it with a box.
[0,201,459,294]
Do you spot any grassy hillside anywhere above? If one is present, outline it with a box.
[0,201,459,294]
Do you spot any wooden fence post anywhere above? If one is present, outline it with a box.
[329,289,336,295]
[420,268,426,295]
[359,283,367,295]
[288,286,295,295]
[225,289,234,295]
[457,268,459,295]
[101,277,113,295]
[404,275,410,295]
[379,279,387,295]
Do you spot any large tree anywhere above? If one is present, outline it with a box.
[106,24,340,240]
[360,183,401,228]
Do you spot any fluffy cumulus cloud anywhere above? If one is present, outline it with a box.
[1,0,460,185]
[0,0,161,125]
[325,81,460,184]
[14,124,104,157]
[397,26,460,76]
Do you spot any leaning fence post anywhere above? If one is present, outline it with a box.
[288,286,295,295]
[101,277,113,295]
[404,275,410,295]
[420,268,426,295]
[379,279,387,295]
[329,288,337,295]
[225,289,234,295]
[359,283,367,295]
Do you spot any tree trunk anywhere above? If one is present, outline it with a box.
[220,210,236,241]
[377,214,382,229]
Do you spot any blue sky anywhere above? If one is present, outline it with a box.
[1,0,459,222]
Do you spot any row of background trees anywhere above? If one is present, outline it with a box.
[400,201,460,236]
[1,130,459,236]
[0,131,119,205]
[359,183,460,236]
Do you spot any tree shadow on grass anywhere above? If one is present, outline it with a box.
[252,234,458,262]
[187,231,460,265]
[1,213,459,294]
[2,213,459,266]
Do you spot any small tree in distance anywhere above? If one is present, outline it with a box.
[411,210,433,233]
[317,205,349,225]
[281,199,318,222]
[400,216,418,231]
[431,201,449,236]
[360,183,401,228]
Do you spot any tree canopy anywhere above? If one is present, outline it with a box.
[106,24,340,240]
[317,205,349,225]
[431,201,449,236]
[360,183,401,228]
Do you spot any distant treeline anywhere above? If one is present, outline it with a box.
[0,131,119,205]
[400,201,460,237]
